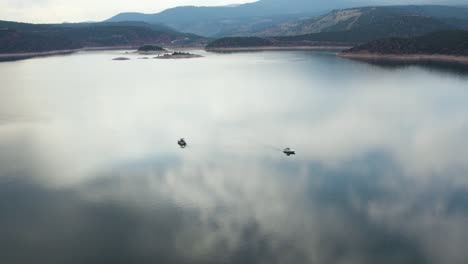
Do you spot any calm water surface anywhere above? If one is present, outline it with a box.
[1,50,468,264]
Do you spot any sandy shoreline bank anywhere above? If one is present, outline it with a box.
[206,46,353,52]
[339,53,468,64]
[0,46,139,62]
[4,47,468,65]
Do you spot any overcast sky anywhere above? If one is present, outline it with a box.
[0,0,256,23]
[0,0,465,24]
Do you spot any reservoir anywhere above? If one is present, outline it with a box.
[1,50,468,264]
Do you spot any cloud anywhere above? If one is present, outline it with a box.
[1,0,467,23]
[0,0,256,23]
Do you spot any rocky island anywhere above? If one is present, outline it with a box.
[154,52,203,59]
[340,30,468,64]
[112,57,131,61]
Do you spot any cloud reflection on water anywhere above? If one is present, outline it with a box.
[2,155,467,263]
[0,50,467,263]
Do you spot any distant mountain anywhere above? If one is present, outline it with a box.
[206,5,468,49]
[106,2,468,37]
[0,21,206,53]
[106,0,365,37]
[242,5,468,36]
[107,0,348,24]
[343,30,468,56]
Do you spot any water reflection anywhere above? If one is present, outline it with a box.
[0,50,467,264]
[340,57,468,77]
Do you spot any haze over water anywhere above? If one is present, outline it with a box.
[1,50,468,264]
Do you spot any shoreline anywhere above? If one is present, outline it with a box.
[339,53,468,65]
[5,47,467,65]
[0,46,140,62]
[206,46,353,52]
[0,45,351,62]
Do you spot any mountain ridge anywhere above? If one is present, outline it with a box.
[233,5,468,36]
[205,5,468,49]
[106,2,468,37]
[105,0,361,36]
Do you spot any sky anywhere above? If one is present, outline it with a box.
[0,0,256,23]
[0,0,465,24]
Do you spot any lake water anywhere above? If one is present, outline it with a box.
[1,50,468,264]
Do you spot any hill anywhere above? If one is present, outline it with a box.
[105,0,370,37]
[342,30,468,56]
[106,3,468,37]
[205,10,466,50]
[0,21,207,54]
[242,6,468,37]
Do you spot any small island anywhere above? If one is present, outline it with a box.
[112,57,130,61]
[137,45,167,54]
[154,52,203,59]
[340,30,468,64]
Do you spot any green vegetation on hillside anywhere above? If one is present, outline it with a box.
[246,6,467,38]
[344,30,468,56]
[270,11,453,44]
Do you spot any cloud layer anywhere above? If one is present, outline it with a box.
[1,0,467,23]
[0,0,255,23]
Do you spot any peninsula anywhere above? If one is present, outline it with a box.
[340,30,468,64]
[205,37,353,52]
